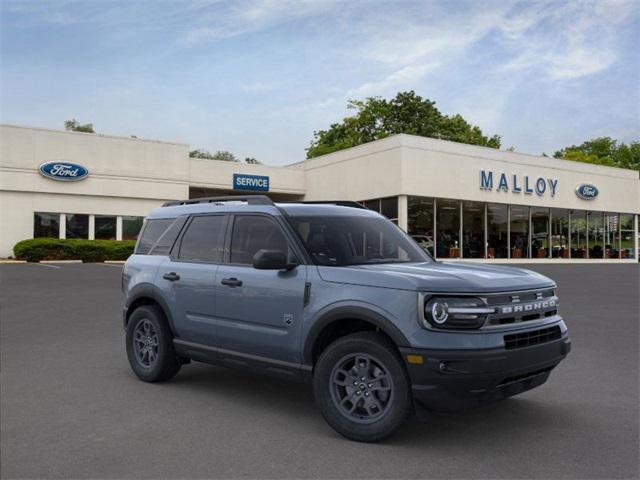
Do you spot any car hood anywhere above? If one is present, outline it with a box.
[316,261,555,293]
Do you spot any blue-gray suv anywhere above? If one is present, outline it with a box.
[122,195,571,442]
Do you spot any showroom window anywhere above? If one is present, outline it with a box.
[531,207,550,258]
[588,211,604,258]
[436,199,460,258]
[34,212,60,238]
[487,203,508,259]
[551,209,569,258]
[95,215,117,240]
[571,210,587,258]
[122,216,144,240]
[510,206,529,259]
[362,197,399,223]
[462,201,484,258]
[65,214,89,239]
[407,196,434,255]
[620,214,636,259]
[604,213,619,259]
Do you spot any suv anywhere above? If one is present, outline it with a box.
[122,195,570,442]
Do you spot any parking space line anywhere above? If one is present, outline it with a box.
[35,263,61,269]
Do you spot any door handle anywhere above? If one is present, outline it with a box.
[162,272,180,281]
[221,277,243,287]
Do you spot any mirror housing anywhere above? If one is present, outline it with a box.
[252,249,296,270]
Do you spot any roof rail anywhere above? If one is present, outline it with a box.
[286,200,368,210]
[162,195,275,208]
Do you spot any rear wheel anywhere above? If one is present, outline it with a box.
[313,332,412,442]
[126,305,181,382]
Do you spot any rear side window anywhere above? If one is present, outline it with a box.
[135,218,173,254]
[149,216,187,255]
[178,215,227,263]
[230,215,290,264]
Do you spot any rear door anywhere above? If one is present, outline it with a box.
[156,214,229,346]
[214,214,307,364]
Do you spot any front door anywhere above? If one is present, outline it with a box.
[214,214,307,364]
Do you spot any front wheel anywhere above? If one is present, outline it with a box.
[313,332,412,442]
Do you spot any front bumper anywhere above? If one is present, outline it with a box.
[399,333,571,412]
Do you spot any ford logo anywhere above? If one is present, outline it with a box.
[575,184,598,200]
[39,161,89,182]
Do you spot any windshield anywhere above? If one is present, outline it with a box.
[287,215,431,266]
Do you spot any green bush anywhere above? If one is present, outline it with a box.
[13,238,136,262]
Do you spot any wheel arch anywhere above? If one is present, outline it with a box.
[125,284,177,336]
[303,306,410,366]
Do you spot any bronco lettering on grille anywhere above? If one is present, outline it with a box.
[500,299,556,314]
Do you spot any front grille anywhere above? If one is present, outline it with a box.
[484,289,558,327]
[503,326,562,350]
[485,288,555,306]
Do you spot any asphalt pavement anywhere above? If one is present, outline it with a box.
[0,262,638,479]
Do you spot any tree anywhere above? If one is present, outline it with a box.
[189,149,239,162]
[306,91,501,158]
[554,137,640,172]
[212,150,238,162]
[64,119,94,133]
[244,157,262,164]
[189,149,215,159]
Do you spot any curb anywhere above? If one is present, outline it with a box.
[39,260,83,264]
[103,260,126,264]
[0,259,27,264]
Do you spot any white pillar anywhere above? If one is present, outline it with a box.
[88,215,95,240]
[397,195,408,232]
[116,216,123,241]
[634,214,639,260]
[59,213,66,239]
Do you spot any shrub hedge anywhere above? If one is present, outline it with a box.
[13,238,136,262]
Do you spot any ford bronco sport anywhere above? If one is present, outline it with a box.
[122,195,570,442]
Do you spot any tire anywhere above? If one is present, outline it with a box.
[126,305,181,382]
[313,331,412,442]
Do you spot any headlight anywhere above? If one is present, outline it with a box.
[423,297,494,329]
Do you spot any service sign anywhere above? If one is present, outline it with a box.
[575,184,598,200]
[39,161,89,182]
[233,173,269,192]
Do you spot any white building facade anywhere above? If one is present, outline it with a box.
[1,124,638,262]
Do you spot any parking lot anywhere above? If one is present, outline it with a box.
[0,263,638,479]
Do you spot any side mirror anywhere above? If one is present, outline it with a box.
[252,249,296,270]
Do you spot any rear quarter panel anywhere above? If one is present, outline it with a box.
[123,255,164,308]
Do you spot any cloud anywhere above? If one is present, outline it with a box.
[182,0,341,44]
[499,0,637,80]
[2,0,637,165]
[347,63,440,97]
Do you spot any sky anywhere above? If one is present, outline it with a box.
[1,0,639,165]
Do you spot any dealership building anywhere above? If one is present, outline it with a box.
[1,123,638,262]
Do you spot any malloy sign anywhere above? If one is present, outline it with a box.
[480,170,558,197]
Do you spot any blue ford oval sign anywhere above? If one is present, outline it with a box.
[39,161,89,182]
[575,183,598,200]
